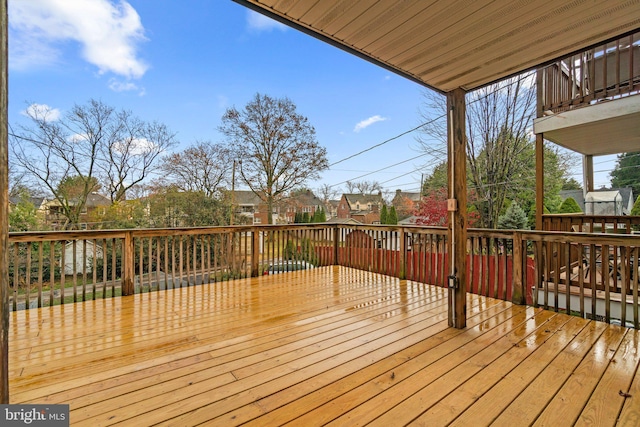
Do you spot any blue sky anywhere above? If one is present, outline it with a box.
[7,0,614,198]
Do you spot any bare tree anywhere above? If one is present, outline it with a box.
[11,99,176,228]
[101,109,177,202]
[160,141,231,198]
[317,183,339,202]
[417,74,537,228]
[220,93,329,224]
[345,180,382,195]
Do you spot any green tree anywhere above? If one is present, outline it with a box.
[302,212,310,223]
[147,187,228,227]
[9,191,38,231]
[388,206,398,225]
[498,201,529,230]
[562,177,583,191]
[631,195,640,216]
[220,93,329,224]
[558,197,582,214]
[380,204,388,224]
[422,161,448,193]
[317,207,326,222]
[312,207,322,223]
[610,152,640,195]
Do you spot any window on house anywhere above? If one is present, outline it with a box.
[254,217,261,224]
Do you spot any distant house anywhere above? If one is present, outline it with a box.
[281,190,326,223]
[326,200,339,219]
[337,193,383,224]
[232,190,267,224]
[62,240,104,275]
[392,189,421,220]
[43,193,111,229]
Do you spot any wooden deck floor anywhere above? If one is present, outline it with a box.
[8,266,640,426]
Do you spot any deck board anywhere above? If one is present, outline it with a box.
[8,266,639,426]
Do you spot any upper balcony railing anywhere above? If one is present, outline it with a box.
[542,214,640,234]
[540,31,640,113]
[7,223,640,328]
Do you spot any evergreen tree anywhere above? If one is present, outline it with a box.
[498,201,529,230]
[318,207,326,222]
[558,197,582,214]
[312,207,322,223]
[388,206,398,225]
[380,204,388,224]
[302,212,310,223]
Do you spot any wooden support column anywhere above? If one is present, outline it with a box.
[0,0,8,403]
[583,154,594,194]
[535,134,544,230]
[535,70,544,231]
[447,88,467,329]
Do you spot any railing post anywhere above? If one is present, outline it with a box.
[333,226,340,266]
[398,228,407,280]
[512,231,525,305]
[251,228,260,277]
[122,231,135,296]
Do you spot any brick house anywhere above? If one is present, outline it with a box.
[281,190,327,223]
[337,192,383,224]
[391,189,422,220]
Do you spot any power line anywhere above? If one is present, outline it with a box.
[328,118,443,167]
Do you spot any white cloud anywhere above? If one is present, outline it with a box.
[246,10,288,32]
[354,115,388,133]
[114,137,155,155]
[21,103,61,121]
[109,78,145,95]
[9,0,148,79]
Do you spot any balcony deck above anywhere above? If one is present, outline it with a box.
[9,266,640,426]
[534,94,640,156]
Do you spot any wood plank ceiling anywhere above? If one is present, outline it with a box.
[233,0,640,93]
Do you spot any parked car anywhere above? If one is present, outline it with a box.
[264,260,315,275]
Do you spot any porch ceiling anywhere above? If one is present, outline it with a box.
[233,0,640,93]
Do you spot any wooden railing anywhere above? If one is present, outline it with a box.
[540,30,640,113]
[7,225,336,310]
[543,214,640,234]
[524,231,640,329]
[8,224,640,328]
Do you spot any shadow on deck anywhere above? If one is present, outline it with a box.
[9,266,640,425]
